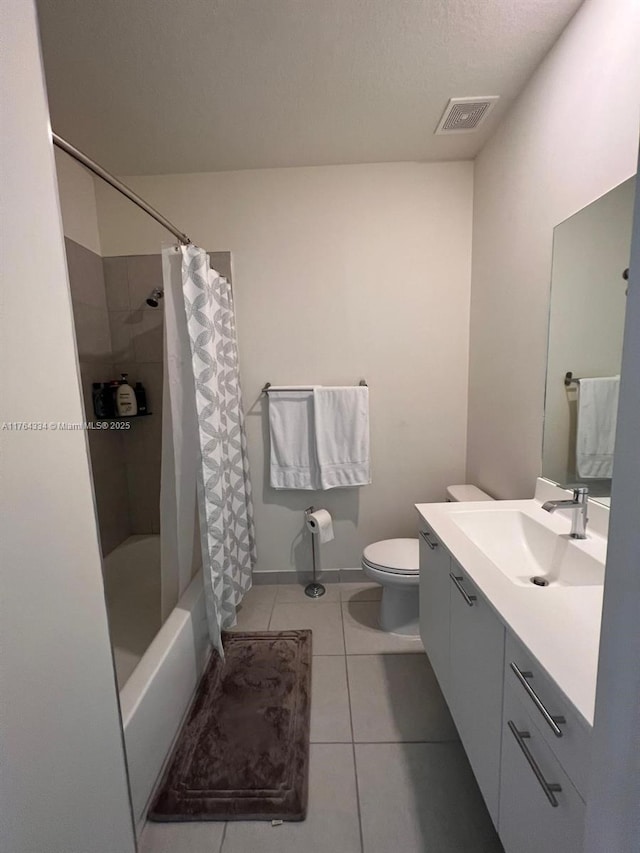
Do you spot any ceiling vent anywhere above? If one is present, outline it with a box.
[435,96,499,134]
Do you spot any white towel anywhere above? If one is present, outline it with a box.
[313,387,371,489]
[268,390,319,489]
[576,377,620,479]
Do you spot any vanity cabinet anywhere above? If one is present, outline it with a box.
[499,683,585,853]
[448,562,505,826]
[417,509,592,853]
[418,523,451,694]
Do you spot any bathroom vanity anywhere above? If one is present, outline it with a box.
[417,480,607,853]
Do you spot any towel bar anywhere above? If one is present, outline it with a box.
[564,372,580,387]
[262,379,367,394]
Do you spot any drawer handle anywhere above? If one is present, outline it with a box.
[508,721,562,807]
[449,573,477,607]
[510,663,566,738]
[419,529,439,550]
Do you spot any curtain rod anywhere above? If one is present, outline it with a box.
[52,133,191,245]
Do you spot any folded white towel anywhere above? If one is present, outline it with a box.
[576,377,620,479]
[313,387,371,489]
[268,390,319,489]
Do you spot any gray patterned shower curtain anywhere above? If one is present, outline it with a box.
[161,244,256,655]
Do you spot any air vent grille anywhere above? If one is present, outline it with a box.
[435,97,499,134]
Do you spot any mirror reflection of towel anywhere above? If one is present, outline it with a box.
[576,377,620,479]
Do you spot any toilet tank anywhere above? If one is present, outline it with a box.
[446,484,494,502]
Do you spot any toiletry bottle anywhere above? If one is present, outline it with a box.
[116,373,137,417]
[101,382,115,418]
[92,383,107,418]
[108,380,120,416]
[134,381,148,415]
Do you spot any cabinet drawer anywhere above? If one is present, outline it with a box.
[418,522,443,565]
[499,682,585,853]
[505,631,591,798]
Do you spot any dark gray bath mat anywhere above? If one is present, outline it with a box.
[148,630,312,822]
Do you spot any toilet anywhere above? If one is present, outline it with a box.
[362,538,421,635]
[362,484,493,636]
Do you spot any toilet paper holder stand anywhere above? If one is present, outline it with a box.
[304,506,326,599]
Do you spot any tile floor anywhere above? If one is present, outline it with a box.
[139,582,504,853]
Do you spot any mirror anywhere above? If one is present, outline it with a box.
[542,177,635,503]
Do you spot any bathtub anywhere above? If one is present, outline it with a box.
[119,570,210,829]
[103,535,162,688]
[104,536,211,830]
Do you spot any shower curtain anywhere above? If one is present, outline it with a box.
[160,244,256,654]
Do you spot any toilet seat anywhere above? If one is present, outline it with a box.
[362,538,419,576]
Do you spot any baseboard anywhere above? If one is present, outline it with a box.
[339,568,367,582]
[251,568,365,585]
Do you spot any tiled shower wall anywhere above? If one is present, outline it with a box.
[65,238,130,554]
[103,250,232,536]
[66,240,232,554]
[104,254,165,535]
[65,239,164,551]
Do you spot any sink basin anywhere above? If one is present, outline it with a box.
[450,509,605,587]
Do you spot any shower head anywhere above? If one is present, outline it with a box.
[146,287,164,308]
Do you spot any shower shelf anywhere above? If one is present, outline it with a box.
[94,412,153,421]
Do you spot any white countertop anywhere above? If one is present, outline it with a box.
[416,483,607,727]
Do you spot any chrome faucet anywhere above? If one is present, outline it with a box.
[542,487,589,539]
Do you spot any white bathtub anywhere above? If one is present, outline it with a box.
[103,535,162,688]
[104,536,211,830]
[119,570,210,829]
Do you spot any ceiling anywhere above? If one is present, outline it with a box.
[36,0,583,176]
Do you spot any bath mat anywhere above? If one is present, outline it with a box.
[148,630,312,822]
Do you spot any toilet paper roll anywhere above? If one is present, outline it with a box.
[305,509,334,544]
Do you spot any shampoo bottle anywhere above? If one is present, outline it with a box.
[134,381,148,415]
[92,383,107,418]
[108,380,120,416]
[102,382,115,418]
[116,373,137,417]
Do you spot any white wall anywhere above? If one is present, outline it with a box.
[0,3,135,851]
[543,177,634,486]
[54,147,102,253]
[96,161,473,572]
[467,0,640,499]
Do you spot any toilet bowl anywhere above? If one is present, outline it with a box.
[362,485,494,636]
[361,538,420,635]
